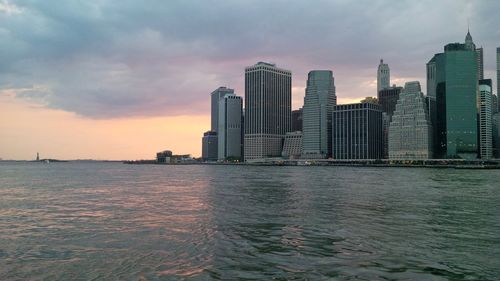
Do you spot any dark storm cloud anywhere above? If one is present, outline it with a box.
[1,0,499,118]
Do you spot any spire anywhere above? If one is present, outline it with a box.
[464,28,475,50]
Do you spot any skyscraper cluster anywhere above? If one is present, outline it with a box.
[202,30,500,162]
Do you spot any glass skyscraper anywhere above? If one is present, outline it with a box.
[430,32,478,159]
[302,70,336,158]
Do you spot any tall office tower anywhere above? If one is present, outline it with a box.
[302,70,336,158]
[377,59,390,93]
[292,108,303,131]
[497,48,500,108]
[244,62,292,160]
[202,131,218,161]
[478,79,493,159]
[430,32,478,159]
[388,81,433,159]
[282,131,303,159]
[476,47,484,80]
[332,102,383,160]
[211,87,234,132]
[493,113,500,158]
[218,94,243,161]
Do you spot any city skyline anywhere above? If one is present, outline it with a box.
[1,1,500,160]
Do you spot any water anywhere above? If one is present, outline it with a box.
[0,162,499,280]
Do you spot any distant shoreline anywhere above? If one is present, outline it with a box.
[123,159,500,169]
[2,159,499,169]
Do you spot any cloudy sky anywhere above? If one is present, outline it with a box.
[1,0,499,159]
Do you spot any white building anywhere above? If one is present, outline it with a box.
[218,94,243,161]
[282,131,303,159]
[389,81,433,159]
[302,70,336,158]
[244,62,292,160]
[377,59,390,94]
[479,80,493,159]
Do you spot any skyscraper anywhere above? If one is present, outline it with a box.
[377,59,390,94]
[388,81,433,159]
[218,93,243,161]
[431,32,478,159]
[211,87,234,132]
[332,102,383,160]
[476,47,484,80]
[302,70,336,158]
[244,62,292,160]
[478,79,493,159]
[497,47,500,108]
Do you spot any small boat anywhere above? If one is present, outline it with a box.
[44,159,50,164]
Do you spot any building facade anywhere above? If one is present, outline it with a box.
[377,59,390,93]
[332,102,383,160]
[244,62,292,160]
[388,81,433,159]
[378,86,403,117]
[202,131,218,161]
[218,94,243,161]
[492,94,498,115]
[493,113,500,158]
[497,47,500,109]
[211,87,234,132]
[479,79,493,159]
[430,33,478,159]
[282,131,303,159]
[302,70,336,158]
[292,108,303,132]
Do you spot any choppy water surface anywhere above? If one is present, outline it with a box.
[0,162,499,280]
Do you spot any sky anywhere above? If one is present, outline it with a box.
[1,0,499,160]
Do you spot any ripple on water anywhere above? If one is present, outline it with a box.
[0,163,499,280]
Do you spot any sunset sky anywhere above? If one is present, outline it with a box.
[1,0,499,160]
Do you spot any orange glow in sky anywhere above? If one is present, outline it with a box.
[0,94,209,160]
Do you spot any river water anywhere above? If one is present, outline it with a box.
[0,162,499,280]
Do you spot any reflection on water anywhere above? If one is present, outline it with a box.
[0,162,499,280]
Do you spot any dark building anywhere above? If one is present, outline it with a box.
[291,108,303,131]
[202,131,218,161]
[244,62,292,160]
[156,150,173,163]
[432,41,478,159]
[492,94,498,115]
[378,86,403,116]
[332,102,384,160]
